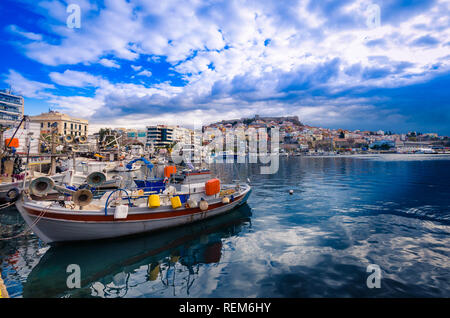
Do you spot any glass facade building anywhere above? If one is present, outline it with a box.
[146,126,174,148]
[0,90,24,128]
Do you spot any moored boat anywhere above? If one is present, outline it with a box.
[15,177,251,244]
[22,205,252,298]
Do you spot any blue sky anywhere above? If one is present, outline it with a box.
[0,0,449,134]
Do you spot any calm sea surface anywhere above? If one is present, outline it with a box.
[1,155,449,298]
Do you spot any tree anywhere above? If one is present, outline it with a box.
[371,143,393,150]
[99,128,119,147]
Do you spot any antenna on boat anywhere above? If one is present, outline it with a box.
[22,124,33,191]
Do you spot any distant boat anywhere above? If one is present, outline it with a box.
[415,148,436,154]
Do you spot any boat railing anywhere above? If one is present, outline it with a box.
[102,183,242,214]
[104,188,132,216]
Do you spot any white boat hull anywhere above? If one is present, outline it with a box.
[16,185,251,244]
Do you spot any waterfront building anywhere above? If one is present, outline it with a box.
[146,125,176,148]
[0,89,24,129]
[173,126,193,145]
[30,110,88,137]
[146,125,198,148]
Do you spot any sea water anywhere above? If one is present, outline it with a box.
[1,155,449,297]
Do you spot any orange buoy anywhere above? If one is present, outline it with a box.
[164,165,177,178]
[5,138,19,148]
[205,178,220,196]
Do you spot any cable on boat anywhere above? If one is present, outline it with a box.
[0,202,15,210]
[104,188,131,216]
[0,201,56,241]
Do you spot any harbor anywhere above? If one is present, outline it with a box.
[1,155,449,297]
[0,105,449,298]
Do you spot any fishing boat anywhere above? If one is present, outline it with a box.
[15,174,252,244]
[22,205,252,297]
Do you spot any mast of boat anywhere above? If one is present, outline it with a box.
[71,151,77,186]
[22,130,33,190]
[114,135,120,161]
[50,123,57,175]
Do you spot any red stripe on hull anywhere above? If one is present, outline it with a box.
[184,172,210,176]
[24,193,245,222]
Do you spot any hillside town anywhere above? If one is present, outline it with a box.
[203,115,450,155]
[1,89,450,156]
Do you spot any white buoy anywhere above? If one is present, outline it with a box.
[199,200,209,211]
[187,198,198,208]
[289,189,294,195]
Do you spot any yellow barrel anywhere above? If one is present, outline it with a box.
[171,196,182,209]
[170,255,180,263]
[148,194,160,208]
[148,264,160,281]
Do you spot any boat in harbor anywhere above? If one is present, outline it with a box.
[15,172,252,244]
[21,205,252,298]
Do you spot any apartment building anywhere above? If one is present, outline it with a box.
[30,110,88,137]
[146,125,194,148]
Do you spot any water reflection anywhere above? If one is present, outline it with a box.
[22,204,252,298]
[3,157,450,297]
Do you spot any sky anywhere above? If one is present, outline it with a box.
[0,0,449,134]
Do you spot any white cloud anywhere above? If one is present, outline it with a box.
[48,95,104,118]
[24,0,139,66]
[137,70,152,77]
[49,70,105,87]
[7,25,42,41]
[19,0,449,84]
[131,65,142,71]
[4,70,54,98]
[98,58,121,68]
